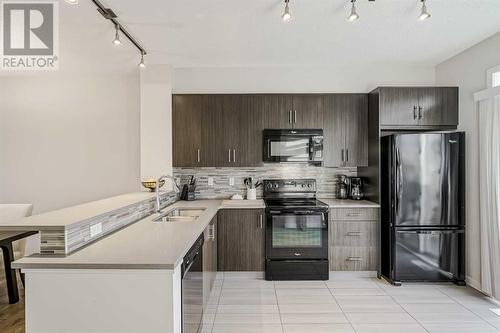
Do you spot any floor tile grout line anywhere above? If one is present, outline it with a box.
[326,279,357,333]
[434,286,500,329]
[385,284,435,333]
[210,276,224,333]
[274,281,286,333]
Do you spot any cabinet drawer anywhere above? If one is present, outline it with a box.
[330,221,377,247]
[330,208,378,221]
[330,246,377,271]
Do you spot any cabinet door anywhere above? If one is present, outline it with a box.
[322,95,346,167]
[261,95,293,129]
[344,94,368,167]
[418,88,442,126]
[217,209,265,271]
[238,95,264,166]
[292,95,324,129]
[172,95,202,167]
[219,95,243,167]
[379,88,419,126]
[200,95,223,167]
[440,87,459,126]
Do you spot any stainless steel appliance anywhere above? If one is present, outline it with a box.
[350,177,363,200]
[264,179,329,280]
[263,129,323,165]
[380,132,466,286]
[337,175,350,199]
[182,234,204,333]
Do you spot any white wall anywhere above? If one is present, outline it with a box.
[0,2,141,214]
[436,31,500,289]
[140,65,173,185]
[172,65,436,93]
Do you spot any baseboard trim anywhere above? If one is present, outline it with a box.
[329,271,378,280]
[466,276,482,291]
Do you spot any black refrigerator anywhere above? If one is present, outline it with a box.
[381,132,465,286]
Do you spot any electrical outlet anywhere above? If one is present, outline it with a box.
[229,177,235,186]
[90,222,103,238]
[208,177,214,186]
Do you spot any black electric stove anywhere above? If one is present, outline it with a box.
[263,179,329,281]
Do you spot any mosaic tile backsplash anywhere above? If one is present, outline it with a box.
[40,192,178,255]
[174,165,357,199]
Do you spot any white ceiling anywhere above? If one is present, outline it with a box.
[101,0,500,68]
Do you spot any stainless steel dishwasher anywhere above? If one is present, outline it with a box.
[182,234,204,333]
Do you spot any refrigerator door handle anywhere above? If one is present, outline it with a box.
[395,147,401,221]
[396,229,465,235]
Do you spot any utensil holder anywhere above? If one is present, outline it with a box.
[246,188,257,200]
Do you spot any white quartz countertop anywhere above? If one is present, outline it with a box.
[12,199,265,270]
[320,199,380,208]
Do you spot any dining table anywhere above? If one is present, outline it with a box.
[0,231,38,304]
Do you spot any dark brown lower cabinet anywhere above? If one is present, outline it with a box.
[217,209,265,271]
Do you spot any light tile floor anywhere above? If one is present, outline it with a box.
[201,275,500,333]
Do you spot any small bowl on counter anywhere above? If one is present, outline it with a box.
[141,179,165,192]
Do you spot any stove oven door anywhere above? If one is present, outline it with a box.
[266,209,328,259]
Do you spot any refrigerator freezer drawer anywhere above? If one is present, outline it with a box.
[393,228,465,283]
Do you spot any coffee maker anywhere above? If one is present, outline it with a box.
[337,175,364,200]
[350,177,364,200]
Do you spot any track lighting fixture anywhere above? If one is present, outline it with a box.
[418,0,431,21]
[281,0,291,22]
[139,52,146,68]
[348,0,359,22]
[113,24,121,45]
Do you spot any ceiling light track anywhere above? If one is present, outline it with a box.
[281,0,431,23]
[90,0,147,67]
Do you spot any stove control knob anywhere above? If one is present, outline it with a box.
[301,184,306,188]
[273,183,279,189]
[266,183,272,189]
[307,183,312,188]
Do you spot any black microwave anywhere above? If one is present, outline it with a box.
[263,129,323,165]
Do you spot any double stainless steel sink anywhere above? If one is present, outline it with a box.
[152,208,205,223]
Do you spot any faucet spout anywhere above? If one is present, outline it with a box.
[155,175,180,213]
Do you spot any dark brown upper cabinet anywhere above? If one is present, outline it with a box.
[323,94,368,167]
[172,95,203,167]
[291,95,324,129]
[377,87,458,129]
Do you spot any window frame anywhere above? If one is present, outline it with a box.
[486,64,500,88]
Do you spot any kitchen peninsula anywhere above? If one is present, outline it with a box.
[8,192,376,333]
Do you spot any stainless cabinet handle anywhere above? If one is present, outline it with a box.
[346,149,349,162]
[289,110,292,124]
[228,149,231,162]
[413,106,417,120]
[346,232,361,236]
[418,106,423,119]
[341,149,344,162]
[259,214,263,229]
[197,149,200,163]
[294,110,297,123]
[233,149,236,163]
[347,257,362,261]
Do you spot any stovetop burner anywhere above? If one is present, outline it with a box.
[264,198,328,209]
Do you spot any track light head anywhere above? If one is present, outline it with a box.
[281,0,291,22]
[418,0,431,21]
[113,24,121,45]
[348,0,359,22]
[139,52,146,68]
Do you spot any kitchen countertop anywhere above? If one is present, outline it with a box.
[0,192,158,230]
[12,199,265,270]
[320,198,380,208]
